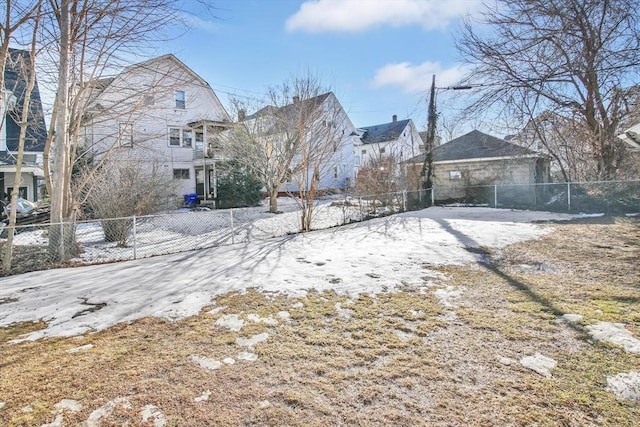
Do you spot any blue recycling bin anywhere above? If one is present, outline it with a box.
[184,193,198,207]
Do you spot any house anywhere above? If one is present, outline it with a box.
[353,115,423,193]
[355,115,423,167]
[1,49,47,202]
[238,92,360,194]
[82,54,232,204]
[406,130,550,205]
[618,122,640,151]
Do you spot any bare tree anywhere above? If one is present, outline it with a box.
[1,2,42,273]
[456,0,640,180]
[356,154,400,195]
[40,0,181,260]
[225,76,352,231]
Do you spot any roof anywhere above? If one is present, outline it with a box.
[406,130,540,163]
[360,119,411,145]
[244,92,332,122]
[3,48,47,152]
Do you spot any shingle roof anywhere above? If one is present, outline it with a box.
[244,92,332,122]
[360,119,410,145]
[406,130,539,163]
[3,49,47,153]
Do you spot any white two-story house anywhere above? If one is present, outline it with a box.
[82,54,232,205]
[240,92,360,195]
[355,115,423,169]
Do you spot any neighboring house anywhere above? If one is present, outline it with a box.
[355,115,423,168]
[240,92,360,194]
[618,122,640,151]
[82,54,232,204]
[1,49,46,202]
[406,130,550,204]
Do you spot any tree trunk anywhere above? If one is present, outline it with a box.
[49,0,74,262]
[268,187,278,213]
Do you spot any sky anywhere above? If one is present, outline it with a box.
[160,0,484,132]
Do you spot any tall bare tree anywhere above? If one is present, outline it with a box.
[456,0,640,180]
[42,0,181,260]
[1,2,43,273]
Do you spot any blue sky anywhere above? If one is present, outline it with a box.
[162,0,483,131]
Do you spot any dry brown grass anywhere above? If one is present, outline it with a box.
[0,217,638,426]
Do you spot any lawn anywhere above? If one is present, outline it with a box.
[0,214,638,426]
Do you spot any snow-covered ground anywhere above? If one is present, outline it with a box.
[0,206,578,341]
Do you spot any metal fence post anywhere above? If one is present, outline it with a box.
[494,185,498,208]
[431,187,435,205]
[567,182,571,212]
[132,215,137,260]
[402,190,406,212]
[230,209,235,244]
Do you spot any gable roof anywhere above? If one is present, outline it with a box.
[360,119,410,145]
[3,48,47,152]
[406,130,540,163]
[244,92,332,122]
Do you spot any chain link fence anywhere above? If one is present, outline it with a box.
[0,190,430,273]
[432,180,640,214]
[1,181,637,274]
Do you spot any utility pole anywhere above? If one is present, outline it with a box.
[421,74,437,194]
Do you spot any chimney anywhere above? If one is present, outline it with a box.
[392,114,397,122]
[293,95,300,104]
[238,109,246,122]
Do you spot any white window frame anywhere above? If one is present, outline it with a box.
[175,90,186,109]
[173,168,190,179]
[168,127,181,146]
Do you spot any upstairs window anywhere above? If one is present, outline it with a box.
[449,170,462,180]
[175,90,186,109]
[169,127,181,146]
[380,147,386,154]
[182,130,193,147]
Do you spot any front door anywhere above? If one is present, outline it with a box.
[195,167,205,197]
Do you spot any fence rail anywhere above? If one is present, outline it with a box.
[1,180,638,275]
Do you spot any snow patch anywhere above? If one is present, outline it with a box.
[586,322,640,353]
[236,333,269,348]
[558,313,583,324]
[237,351,258,361]
[208,306,226,315]
[190,354,222,370]
[277,311,291,321]
[215,314,244,332]
[141,404,166,427]
[335,302,353,319]
[606,371,640,401]
[40,414,63,427]
[66,344,94,353]
[86,397,132,427]
[520,353,557,378]
[247,313,278,325]
[194,390,212,403]
[223,357,235,365]
[0,402,5,410]
[54,399,82,413]
[434,286,463,308]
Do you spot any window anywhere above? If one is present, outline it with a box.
[118,122,133,147]
[175,90,185,109]
[173,168,190,179]
[143,94,154,106]
[169,127,181,146]
[380,147,386,154]
[182,130,193,147]
[195,131,204,143]
[362,149,366,155]
[449,170,462,180]
[333,166,338,179]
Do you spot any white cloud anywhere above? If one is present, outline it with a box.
[372,61,469,93]
[286,0,482,33]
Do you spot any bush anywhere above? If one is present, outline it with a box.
[216,161,263,209]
